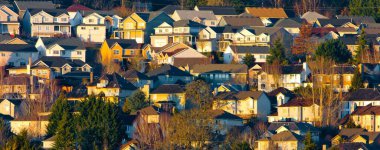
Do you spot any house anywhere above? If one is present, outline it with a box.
[75,12,106,43]
[268,121,320,142]
[0,42,39,66]
[267,96,320,124]
[212,91,271,120]
[350,104,380,132]
[191,64,248,89]
[0,99,22,118]
[256,131,304,150]
[0,74,38,99]
[360,63,380,87]
[10,114,49,137]
[336,15,376,26]
[35,37,86,62]
[121,69,152,89]
[100,39,142,64]
[209,109,243,135]
[22,9,71,37]
[340,88,380,118]
[150,84,186,110]
[171,10,218,27]
[196,26,225,52]
[66,4,93,25]
[273,18,303,36]
[224,45,270,64]
[311,27,340,44]
[32,56,92,78]
[331,128,380,147]
[146,64,194,88]
[150,20,206,47]
[138,105,160,124]
[244,7,288,26]
[314,18,356,28]
[13,1,56,19]
[87,73,137,102]
[218,26,239,52]
[150,43,209,68]
[113,11,174,44]
[194,5,237,20]
[336,27,358,36]
[329,142,369,150]
[339,35,368,55]
[301,11,328,24]
[0,5,19,35]
[266,87,296,111]
[258,63,311,92]
[313,65,356,92]
[218,15,264,27]
[158,5,184,16]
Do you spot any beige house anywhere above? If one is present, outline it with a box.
[23,9,71,37]
[331,128,380,146]
[76,12,106,43]
[256,131,304,150]
[350,104,380,132]
[171,10,218,27]
[0,99,21,118]
[10,114,49,137]
[0,5,19,35]
[138,106,160,124]
[268,96,320,124]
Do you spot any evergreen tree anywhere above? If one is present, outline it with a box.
[122,90,148,114]
[350,68,363,91]
[303,131,317,150]
[354,30,367,64]
[242,53,256,68]
[266,39,288,65]
[47,93,71,136]
[53,111,76,149]
[0,118,11,146]
[315,39,352,63]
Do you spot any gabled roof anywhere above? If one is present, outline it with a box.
[159,5,184,15]
[339,35,358,45]
[29,8,68,17]
[278,96,317,107]
[105,39,139,49]
[81,10,114,17]
[229,45,270,54]
[268,131,304,141]
[174,10,217,20]
[0,43,38,52]
[192,64,247,74]
[136,11,165,22]
[14,1,55,10]
[317,18,352,27]
[268,122,318,133]
[347,88,380,101]
[333,65,356,74]
[195,6,237,16]
[209,109,242,120]
[220,16,264,27]
[40,37,85,50]
[121,70,150,80]
[301,11,327,22]
[281,65,304,74]
[146,64,192,77]
[97,73,137,90]
[245,7,288,18]
[273,18,303,28]
[249,27,284,35]
[173,20,206,28]
[330,142,368,150]
[66,4,92,12]
[33,56,86,68]
[336,15,376,25]
[267,87,295,98]
[151,84,184,94]
[214,91,264,100]
[351,104,380,115]
[139,106,159,115]
[0,99,22,105]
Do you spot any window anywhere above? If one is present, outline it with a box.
[77,51,82,55]
[165,29,169,32]
[34,18,39,22]
[15,53,19,57]
[81,27,86,30]
[290,74,295,79]
[1,53,4,56]
[53,51,59,54]
[94,27,99,30]
[54,26,59,31]
[20,62,26,66]
[46,26,50,31]
[185,77,190,81]
[260,55,266,59]
[114,50,119,54]
[44,18,49,22]
[211,21,215,25]
[61,18,67,22]
[159,29,162,33]
[53,18,57,22]
[89,19,94,23]
[38,26,41,31]
[130,50,135,55]
[8,62,14,66]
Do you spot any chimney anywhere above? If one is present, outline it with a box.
[322,144,327,150]
[27,57,32,75]
[363,80,369,88]
[90,72,94,83]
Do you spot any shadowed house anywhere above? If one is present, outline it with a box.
[331,128,380,147]
[0,99,22,118]
[0,5,19,35]
[146,64,194,88]
[256,130,304,150]
[150,84,186,110]
[340,88,380,118]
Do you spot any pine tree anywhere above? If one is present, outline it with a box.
[315,39,352,64]
[266,39,288,65]
[242,53,256,68]
[53,111,76,149]
[354,30,367,64]
[47,93,71,136]
[122,90,148,114]
[350,68,363,91]
[303,131,317,150]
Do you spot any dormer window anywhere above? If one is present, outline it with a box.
[89,19,94,23]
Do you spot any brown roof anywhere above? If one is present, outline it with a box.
[208,109,242,120]
[221,16,264,27]
[214,91,264,100]
[347,88,380,101]
[245,7,288,18]
[269,131,303,141]
[351,104,380,115]
[139,106,159,115]
[173,57,211,69]
[278,96,317,107]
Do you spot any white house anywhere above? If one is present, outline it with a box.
[340,88,380,118]
[75,12,106,43]
[224,45,270,64]
[0,43,39,66]
[171,10,218,27]
[196,26,224,52]
[35,37,86,62]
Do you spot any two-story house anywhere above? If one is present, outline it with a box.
[196,26,224,52]
[224,45,270,64]
[191,64,247,89]
[75,12,106,43]
[113,11,174,44]
[340,88,380,118]
[212,91,271,120]
[256,131,304,150]
[0,42,39,67]
[0,99,22,118]
[268,96,320,124]
[218,15,264,27]
[245,7,288,26]
[13,1,56,20]
[331,128,380,147]
[87,73,137,102]
[150,20,206,47]
[268,122,319,142]
[32,56,92,78]
[266,87,296,112]
[209,109,244,135]
[0,74,38,99]
[146,64,194,88]
[100,39,142,64]
[23,9,71,37]
[258,63,311,92]
[313,65,356,92]
[10,114,50,137]
[171,10,218,27]
[349,104,380,132]
[0,5,19,35]
[193,5,237,21]
[35,37,86,62]
[150,84,186,110]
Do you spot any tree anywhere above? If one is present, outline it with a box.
[46,93,71,136]
[0,118,11,146]
[185,80,213,110]
[242,53,256,68]
[349,0,379,19]
[5,129,37,150]
[53,111,76,149]
[231,141,252,150]
[292,24,314,61]
[303,131,317,150]
[266,39,288,65]
[315,39,352,64]
[350,68,363,91]
[122,90,148,114]
[354,30,367,64]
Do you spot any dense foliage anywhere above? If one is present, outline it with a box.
[122,90,148,114]
[315,39,352,64]
[267,39,288,65]
[242,53,256,68]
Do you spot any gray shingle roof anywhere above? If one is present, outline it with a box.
[221,16,264,27]
[97,73,137,90]
[174,10,217,20]
[122,69,150,80]
[336,15,376,25]
[192,64,247,74]
[173,20,206,28]
[14,1,56,10]
[209,109,242,120]
[29,8,68,17]
[105,39,139,49]
[159,5,184,15]
[229,45,270,54]
[268,122,318,133]
[41,37,85,50]
[268,131,304,141]
[196,6,237,15]
[151,84,184,94]
[33,56,86,68]
[146,64,192,77]
[317,18,352,27]
[273,18,303,28]
[0,43,38,52]
[347,88,380,101]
